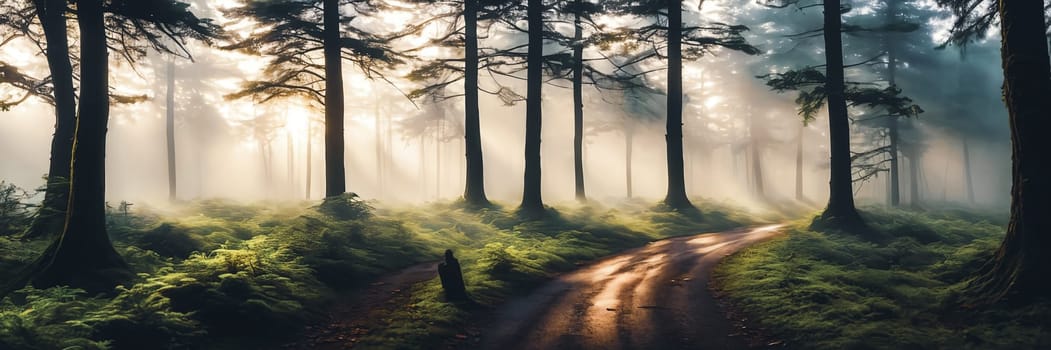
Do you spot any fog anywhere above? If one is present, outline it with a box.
[0,0,1012,211]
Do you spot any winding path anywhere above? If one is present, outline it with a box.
[478,225,784,350]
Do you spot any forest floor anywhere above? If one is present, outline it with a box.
[472,224,784,350]
[0,193,776,350]
[712,207,1051,349]
[285,261,440,350]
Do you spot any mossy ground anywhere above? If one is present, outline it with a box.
[0,193,763,350]
[713,207,1051,350]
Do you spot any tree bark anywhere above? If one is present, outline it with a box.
[572,0,586,203]
[166,60,177,201]
[323,0,346,197]
[462,0,489,206]
[31,0,130,292]
[24,0,77,239]
[967,0,1051,303]
[519,0,544,215]
[817,0,862,227]
[663,0,692,209]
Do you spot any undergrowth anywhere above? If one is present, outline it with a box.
[713,207,1051,350]
[0,192,760,349]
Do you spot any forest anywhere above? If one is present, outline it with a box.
[0,0,1048,349]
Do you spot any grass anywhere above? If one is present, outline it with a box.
[712,207,1051,350]
[0,192,762,350]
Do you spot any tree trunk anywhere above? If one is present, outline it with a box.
[306,119,312,199]
[572,0,586,203]
[748,113,764,198]
[663,0,692,209]
[888,119,901,206]
[462,0,489,206]
[166,61,177,201]
[963,138,975,204]
[24,0,77,239]
[419,135,426,197]
[909,153,921,209]
[795,125,805,201]
[31,0,130,292]
[323,0,346,197]
[375,104,383,194]
[817,0,862,227]
[287,131,294,193]
[519,0,544,215]
[625,129,634,199]
[264,140,273,197]
[968,0,1051,303]
[885,0,901,207]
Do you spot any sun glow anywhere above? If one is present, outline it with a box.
[285,105,311,136]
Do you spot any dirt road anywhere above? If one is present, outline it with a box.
[478,225,784,350]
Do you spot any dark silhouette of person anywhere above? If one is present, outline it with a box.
[438,249,468,301]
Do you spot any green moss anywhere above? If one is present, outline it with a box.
[713,207,1051,350]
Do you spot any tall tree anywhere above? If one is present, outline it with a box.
[494,0,622,204]
[1,0,220,295]
[538,0,607,203]
[747,111,765,198]
[166,59,177,201]
[760,0,920,227]
[28,0,130,290]
[4,0,206,237]
[941,0,1051,303]
[884,0,901,207]
[322,0,345,197]
[463,0,489,206]
[224,0,399,198]
[519,0,545,215]
[614,72,663,199]
[606,0,757,209]
[13,0,76,239]
[818,0,862,226]
[570,0,586,202]
[400,0,519,207]
[662,0,690,209]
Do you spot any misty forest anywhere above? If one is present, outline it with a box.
[0,0,1048,348]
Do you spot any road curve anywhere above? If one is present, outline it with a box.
[478,224,784,350]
